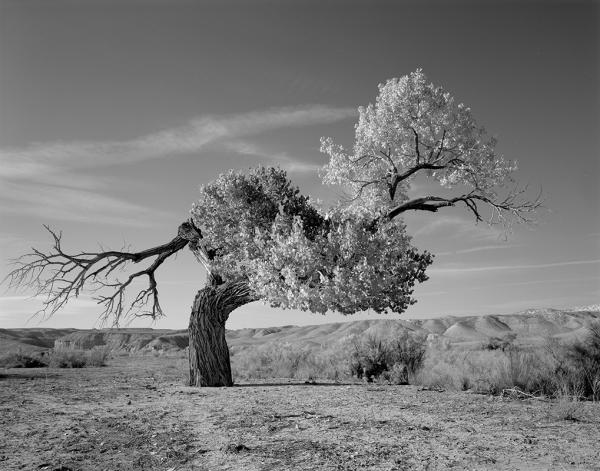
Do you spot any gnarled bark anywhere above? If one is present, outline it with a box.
[188,280,255,387]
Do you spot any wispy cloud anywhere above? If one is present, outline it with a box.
[413,215,503,242]
[226,140,322,174]
[0,105,355,179]
[0,294,100,327]
[430,258,600,275]
[468,275,600,290]
[0,180,171,227]
[436,243,519,256]
[0,105,355,225]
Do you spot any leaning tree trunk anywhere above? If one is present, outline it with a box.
[188,279,254,387]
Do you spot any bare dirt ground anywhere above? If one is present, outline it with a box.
[1,356,599,471]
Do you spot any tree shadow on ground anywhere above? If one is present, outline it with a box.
[0,370,60,380]
[233,381,357,387]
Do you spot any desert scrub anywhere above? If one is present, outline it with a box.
[349,333,427,383]
[415,340,556,395]
[0,351,47,368]
[231,337,356,382]
[416,326,600,400]
[564,321,600,401]
[47,346,110,368]
[230,332,426,383]
[231,342,321,380]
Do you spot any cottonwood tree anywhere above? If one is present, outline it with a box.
[5,70,540,387]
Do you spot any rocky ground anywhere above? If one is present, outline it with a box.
[1,356,599,470]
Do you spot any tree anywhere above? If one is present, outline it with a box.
[4,70,540,387]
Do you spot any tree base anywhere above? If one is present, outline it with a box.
[187,280,254,387]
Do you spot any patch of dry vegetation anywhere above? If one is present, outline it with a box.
[0,346,110,369]
[231,322,600,402]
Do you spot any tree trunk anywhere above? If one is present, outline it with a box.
[188,280,254,387]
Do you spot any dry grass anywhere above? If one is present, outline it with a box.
[0,346,111,369]
[231,324,600,402]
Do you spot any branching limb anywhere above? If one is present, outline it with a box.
[3,220,206,325]
[384,186,543,228]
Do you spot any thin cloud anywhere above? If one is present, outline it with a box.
[0,105,356,178]
[436,244,519,256]
[227,140,321,174]
[413,215,503,242]
[468,275,600,290]
[0,294,100,325]
[0,181,171,227]
[430,258,600,275]
[0,104,355,226]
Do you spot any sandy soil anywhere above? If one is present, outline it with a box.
[1,356,599,471]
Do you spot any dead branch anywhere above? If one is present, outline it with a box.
[385,186,543,228]
[502,387,549,402]
[3,220,205,325]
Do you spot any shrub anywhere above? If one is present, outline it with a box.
[484,333,517,352]
[0,352,47,368]
[87,346,111,367]
[563,322,600,401]
[350,335,389,381]
[389,332,427,376]
[349,333,427,383]
[231,342,317,380]
[46,346,110,368]
[414,341,557,395]
[47,349,88,368]
[387,363,409,385]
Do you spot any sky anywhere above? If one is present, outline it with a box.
[0,0,598,330]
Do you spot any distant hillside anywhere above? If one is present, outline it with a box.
[2,307,599,356]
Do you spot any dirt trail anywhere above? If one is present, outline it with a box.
[1,357,599,470]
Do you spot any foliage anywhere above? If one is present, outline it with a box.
[191,166,432,315]
[321,69,539,227]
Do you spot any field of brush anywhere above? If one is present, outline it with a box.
[2,355,600,471]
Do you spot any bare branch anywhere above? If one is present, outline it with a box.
[384,186,543,228]
[3,221,204,325]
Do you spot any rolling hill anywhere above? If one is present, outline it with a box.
[2,306,599,356]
